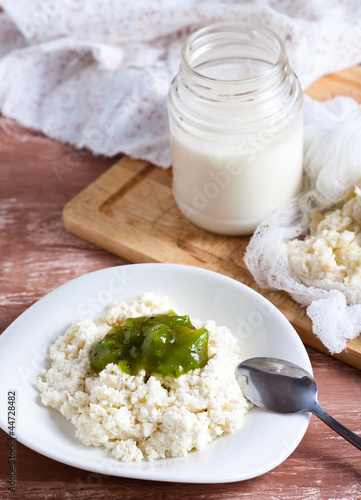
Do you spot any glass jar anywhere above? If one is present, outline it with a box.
[167,21,303,235]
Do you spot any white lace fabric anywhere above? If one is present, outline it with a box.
[0,0,361,166]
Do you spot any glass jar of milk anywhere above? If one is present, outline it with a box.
[168,22,303,235]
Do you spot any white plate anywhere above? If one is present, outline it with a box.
[0,263,311,483]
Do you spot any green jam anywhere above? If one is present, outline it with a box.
[89,311,209,378]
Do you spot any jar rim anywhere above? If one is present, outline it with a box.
[181,21,286,85]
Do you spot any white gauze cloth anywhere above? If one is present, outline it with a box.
[245,95,361,354]
[0,0,361,166]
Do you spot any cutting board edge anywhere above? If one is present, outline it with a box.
[63,200,159,264]
[291,322,361,370]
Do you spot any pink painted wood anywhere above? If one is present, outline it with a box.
[0,116,361,499]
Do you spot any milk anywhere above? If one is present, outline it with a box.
[168,22,304,235]
[171,118,303,235]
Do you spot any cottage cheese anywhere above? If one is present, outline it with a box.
[36,293,251,461]
[286,185,361,304]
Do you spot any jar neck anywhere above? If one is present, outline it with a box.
[169,22,302,134]
[180,22,290,102]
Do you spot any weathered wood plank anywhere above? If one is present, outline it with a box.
[1,68,361,499]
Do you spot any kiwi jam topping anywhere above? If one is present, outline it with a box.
[89,311,209,378]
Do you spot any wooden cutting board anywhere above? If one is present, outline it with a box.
[63,66,361,370]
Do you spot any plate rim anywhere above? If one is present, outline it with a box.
[0,263,312,483]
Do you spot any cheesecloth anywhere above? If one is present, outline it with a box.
[244,95,361,353]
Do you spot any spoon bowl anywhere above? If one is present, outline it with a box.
[237,357,361,450]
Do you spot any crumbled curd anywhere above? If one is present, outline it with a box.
[286,185,361,303]
[36,294,251,461]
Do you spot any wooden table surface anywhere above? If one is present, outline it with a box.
[1,84,361,498]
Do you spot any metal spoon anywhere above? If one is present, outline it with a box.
[236,357,361,450]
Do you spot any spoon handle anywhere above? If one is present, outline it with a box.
[312,403,361,450]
